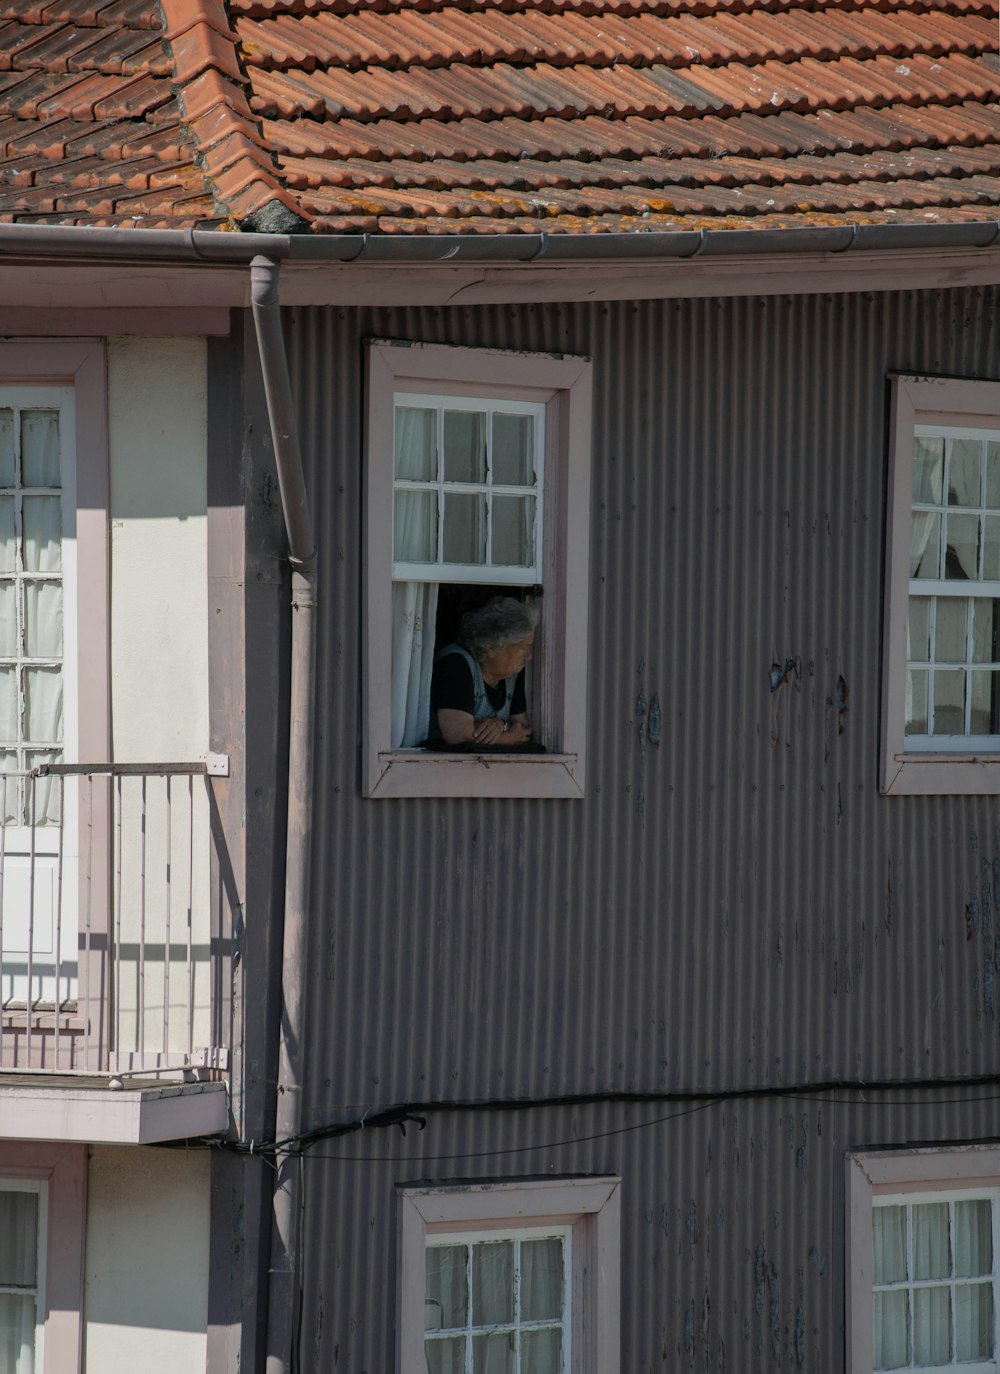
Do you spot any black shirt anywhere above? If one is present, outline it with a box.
[431,652,527,717]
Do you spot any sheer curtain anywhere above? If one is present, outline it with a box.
[0,1190,38,1374]
[392,408,439,749]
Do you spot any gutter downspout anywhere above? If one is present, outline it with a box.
[250,255,317,1374]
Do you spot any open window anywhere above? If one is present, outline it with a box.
[881,376,1000,794]
[364,341,592,799]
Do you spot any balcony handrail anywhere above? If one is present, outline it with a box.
[34,755,229,778]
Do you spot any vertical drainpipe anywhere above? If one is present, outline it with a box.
[250,255,317,1374]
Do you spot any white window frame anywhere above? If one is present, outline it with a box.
[847,1145,1000,1374]
[397,1176,620,1374]
[364,340,593,800]
[882,376,1000,794]
[0,1141,86,1374]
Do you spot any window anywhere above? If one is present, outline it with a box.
[365,341,592,799]
[397,1177,620,1374]
[882,376,1000,794]
[0,1142,85,1374]
[847,1146,1000,1374]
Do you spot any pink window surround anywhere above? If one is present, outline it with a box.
[0,1140,86,1374]
[0,341,110,1069]
[881,374,1000,795]
[364,339,593,800]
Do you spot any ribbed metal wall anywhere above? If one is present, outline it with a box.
[281,286,1000,1372]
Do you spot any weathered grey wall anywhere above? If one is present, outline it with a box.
[282,286,1000,1372]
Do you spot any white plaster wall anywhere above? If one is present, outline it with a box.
[107,339,212,1054]
[83,1145,210,1374]
[108,336,208,763]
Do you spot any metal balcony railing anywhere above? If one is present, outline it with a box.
[0,762,230,1077]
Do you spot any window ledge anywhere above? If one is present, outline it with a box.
[882,751,1000,795]
[371,750,584,799]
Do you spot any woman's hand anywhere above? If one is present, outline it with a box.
[472,716,508,745]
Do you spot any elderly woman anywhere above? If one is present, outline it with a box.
[430,596,538,747]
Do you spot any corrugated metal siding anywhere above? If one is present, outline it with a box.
[282,286,1000,1372]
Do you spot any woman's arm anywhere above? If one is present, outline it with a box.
[435,710,532,746]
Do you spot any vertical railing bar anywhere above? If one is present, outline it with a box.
[114,775,123,1070]
[53,775,64,1071]
[163,775,171,1060]
[26,773,35,1067]
[187,774,194,1059]
[139,776,146,1062]
[82,775,92,1071]
[0,776,7,1069]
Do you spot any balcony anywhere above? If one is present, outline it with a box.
[0,762,230,1142]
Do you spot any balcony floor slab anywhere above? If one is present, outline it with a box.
[0,1075,228,1143]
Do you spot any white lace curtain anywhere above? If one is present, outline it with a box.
[392,408,439,748]
[0,1189,39,1374]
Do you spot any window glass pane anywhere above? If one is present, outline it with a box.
[425,1336,466,1374]
[426,1245,468,1331]
[492,496,533,569]
[25,749,62,826]
[956,1283,994,1361]
[394,490,437,563]
[874,1207,908,1284]
[945,513,980,580]
[972,600,1000,663]
[521,1328,562,1374]
[934,599,967,663]
[0,411,13,488]
[521,1239,563,1322]
[24,667,61,743]
[0,667,17,743]
[20,410,60,488]
[932,669,964,734]
[905,670,928,736]
[955,1200,993,1278]
[910,513,940,579]
[0,1293,35,1372]
[444,411,486,485]
[24,582,61,658]
[395,407,436,481]
[473,1331,513,1374]
[913,436,944,504]
[0,756,20,825]
[912,1203,950,1279]
[913,1286,950,1366]
[987,441,1000,509]
[948,438,982,507]
[874,1290,909,1370]
[907,598,930,662]
[472,1240,513,1326]
[443,494,486,566]
[0,1191,37,1286]
[984,515,1000,581]
[492,414,533,486]
[970,671,1000,736]
[0,584,16,658]
[0,499,15,575]
[21,498,60,575]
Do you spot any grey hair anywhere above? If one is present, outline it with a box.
[459,596,539,661]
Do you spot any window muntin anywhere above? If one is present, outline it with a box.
[872,1191,999,1372]
[906,425,1000,750]
[0,1180,47,1374]
[393,395,544,586]
[425,1227,570,1374]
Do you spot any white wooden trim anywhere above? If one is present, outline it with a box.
[397,1176,619,1374]
[847,1146,1000,1374]
[365,340,592,800]
[881,377,1000,795]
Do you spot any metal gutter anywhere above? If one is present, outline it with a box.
[249,255,317,1374]
[0,219,996,266]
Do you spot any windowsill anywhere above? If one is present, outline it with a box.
[882,750,1000,795]
[371,750,584,799]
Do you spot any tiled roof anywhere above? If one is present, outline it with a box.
[0,0,998,233]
